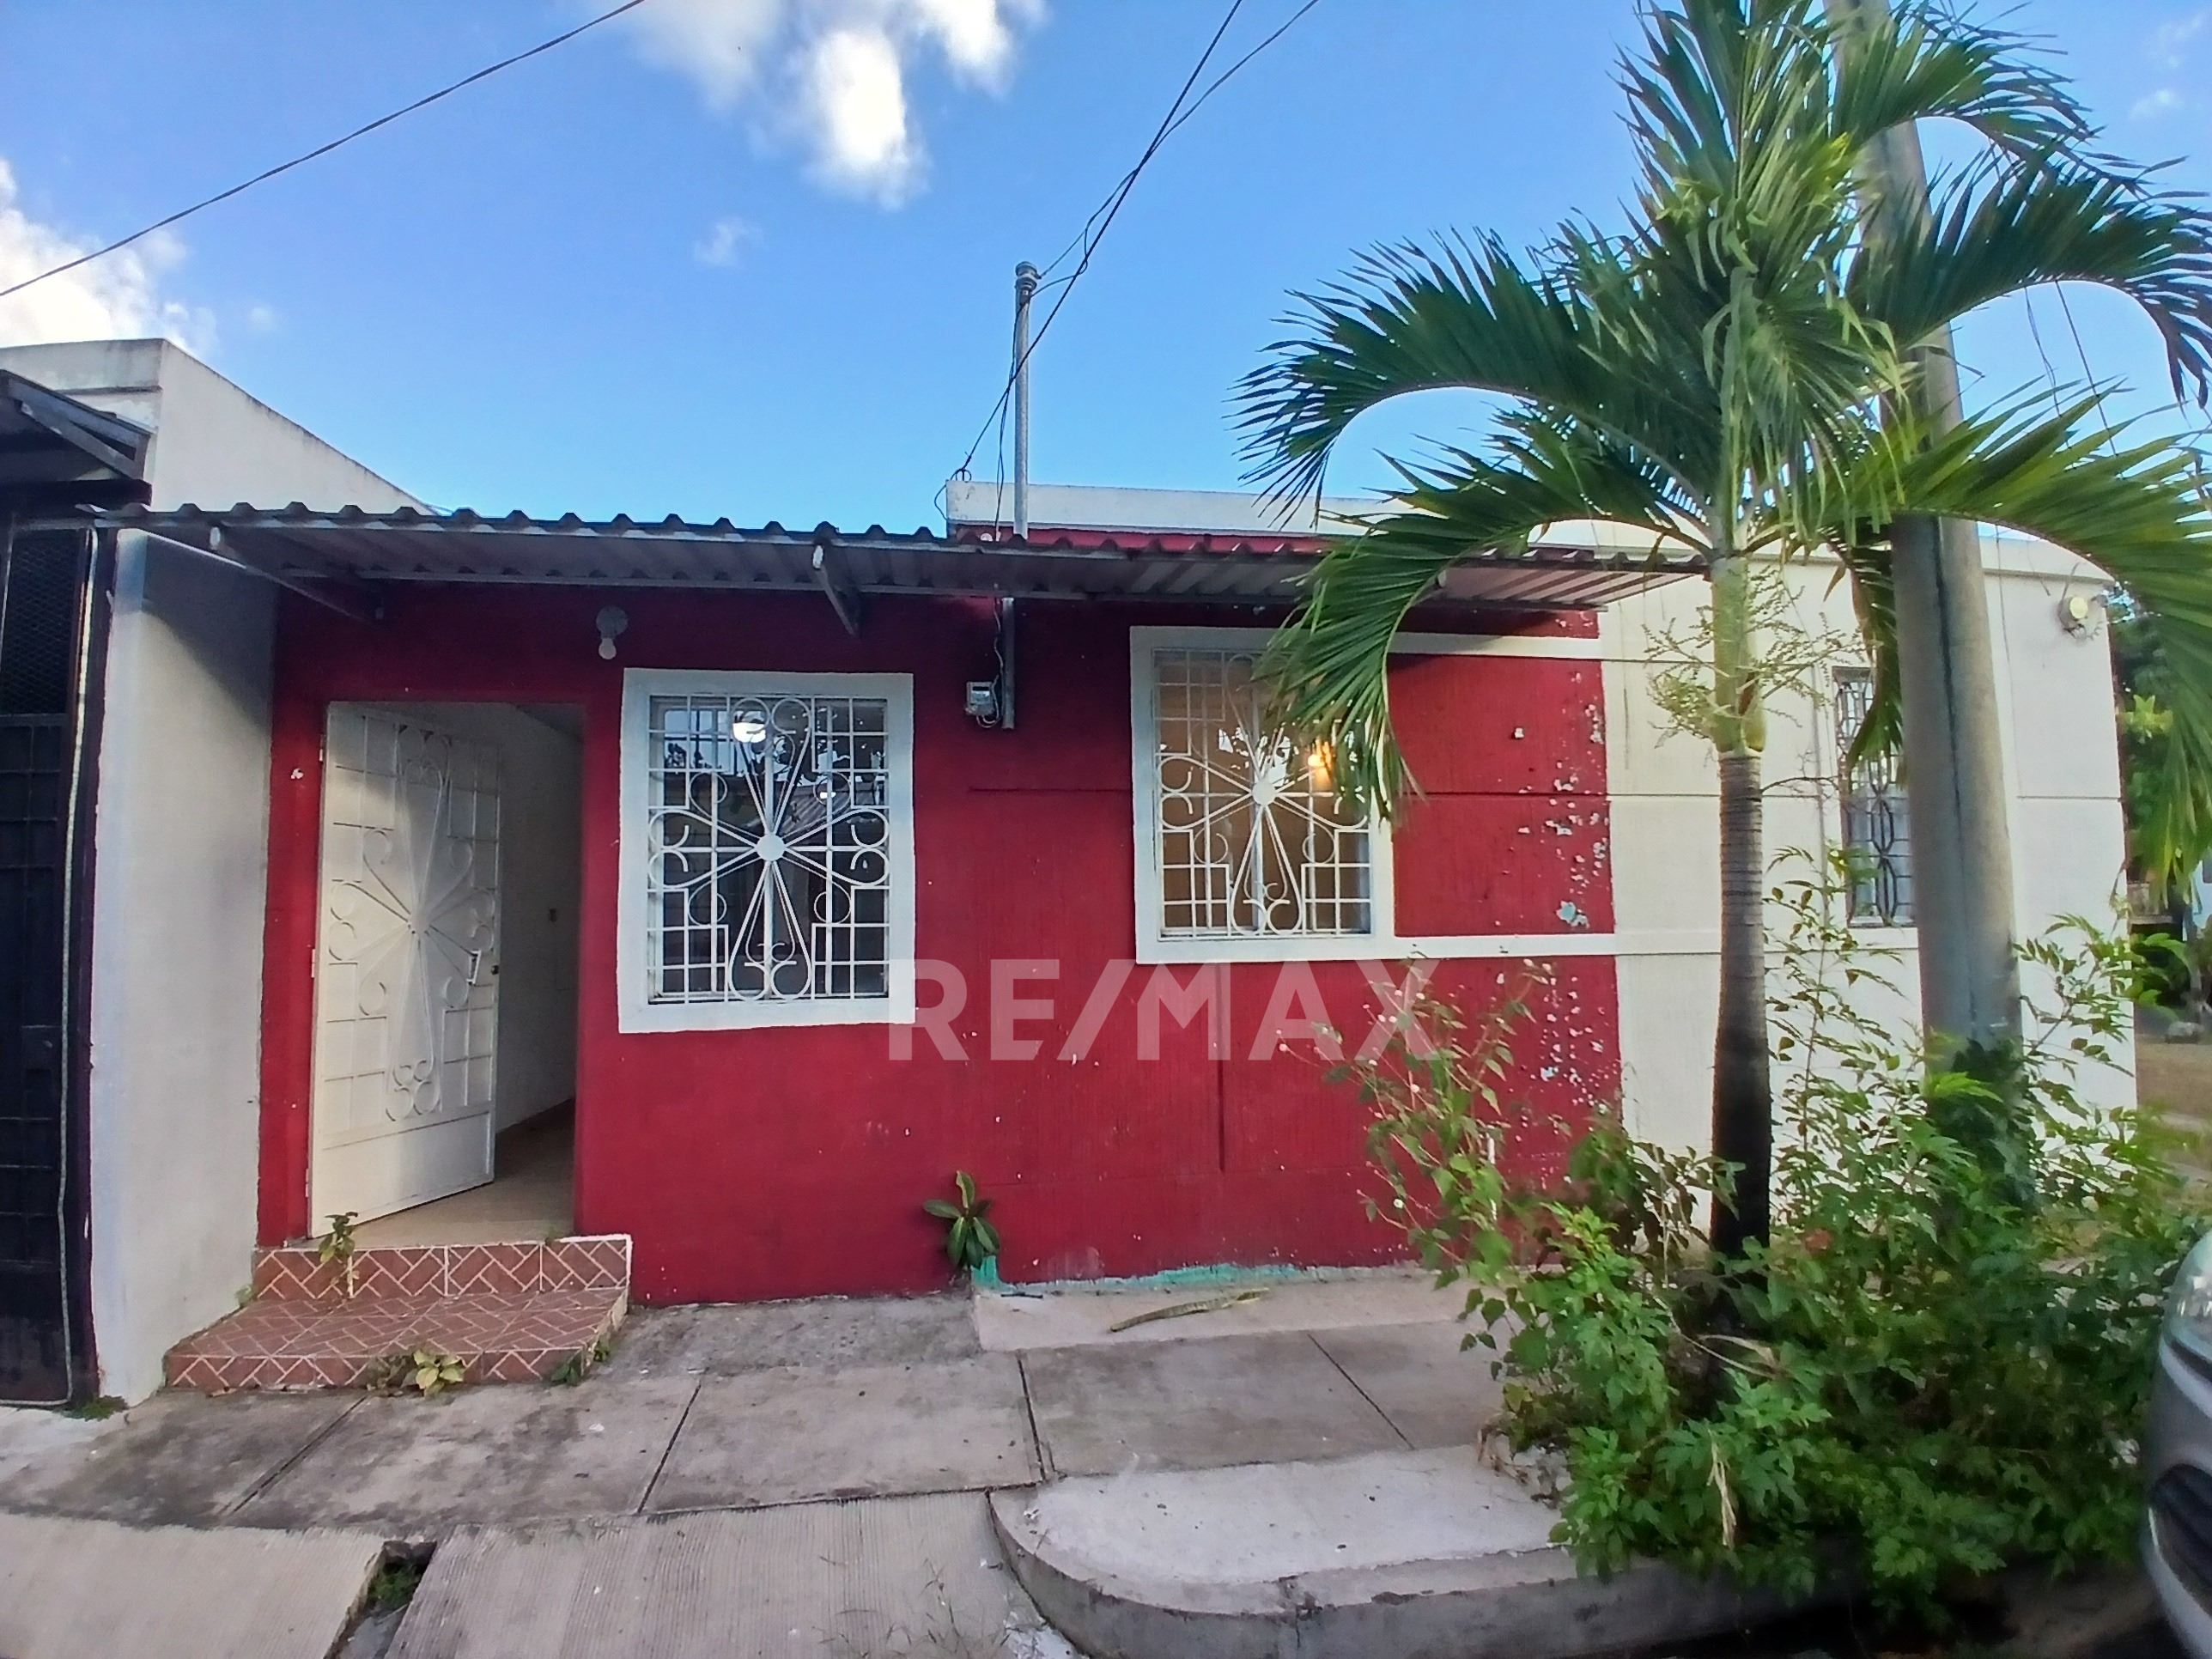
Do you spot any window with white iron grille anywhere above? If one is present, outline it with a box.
[1134,637,1382,957]
[1833,667,1913,927]
[618,672,915,1030]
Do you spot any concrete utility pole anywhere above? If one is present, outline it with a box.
[1825,0,2022,1054]
[1012,260,1040,543]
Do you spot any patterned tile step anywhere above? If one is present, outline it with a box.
[164,1285,626,1393]
[252,1235,630,1302]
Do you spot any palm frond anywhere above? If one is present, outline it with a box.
[1827,0,2094,167]
[1262,416,1698,817]
[1233,235,1704,506]
[1819,393,2212,860]
[1849,158,2212,402]
[1829,541,1903,767]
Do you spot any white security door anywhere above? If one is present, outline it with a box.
[310,707,501,1224]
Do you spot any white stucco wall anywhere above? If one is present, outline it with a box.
[1606,537,2130,1154]
[0,339,416,1401]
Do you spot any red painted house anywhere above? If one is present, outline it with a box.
[229,480,1686,1311]
[9,348,2128,1405]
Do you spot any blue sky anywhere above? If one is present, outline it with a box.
[1,1,2209,526]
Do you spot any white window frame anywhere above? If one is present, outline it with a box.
[1131,626,1397,963]
[617,668,917,1031]
[1130,624,1632,965]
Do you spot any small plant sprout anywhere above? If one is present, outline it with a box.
[317,1212,361,1297]
[923,1171,1000,1274]
[367,1348,465,1395]
[548,1337,612,1387]
[405,1350,465,1395]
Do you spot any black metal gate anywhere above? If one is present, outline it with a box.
[0,526,93,1401]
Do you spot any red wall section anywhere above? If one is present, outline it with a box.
[259,590,1620,1301]
[1387,653,1613,938]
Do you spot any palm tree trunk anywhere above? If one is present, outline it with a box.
[1713,746,1774,1252]
[1710,550,1774,1254]
[1825,0,2022,1058]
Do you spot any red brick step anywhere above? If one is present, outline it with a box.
[164,1236,630,1393]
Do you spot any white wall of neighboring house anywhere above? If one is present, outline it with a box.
[1605,536,2131,1153]
[0,339,418,1401]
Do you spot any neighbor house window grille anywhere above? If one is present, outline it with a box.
[618,672,914,1030]
[1141,642,1378,945]
[1834,666,1912,926]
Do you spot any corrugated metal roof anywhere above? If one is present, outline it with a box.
[100,502,1704,612]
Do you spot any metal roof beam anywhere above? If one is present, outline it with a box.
[131,526,385,625]
[2,378,149,479]
[811,540,866,636]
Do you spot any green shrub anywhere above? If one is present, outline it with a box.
[1353,854,2204,1613]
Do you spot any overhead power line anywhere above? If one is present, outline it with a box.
[0,0,651,307]
[953,0,1328,489]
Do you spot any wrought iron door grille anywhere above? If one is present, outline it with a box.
[646,692,894,1004]
[1833,667,1913,927]
[0,529,85,1401]
[1149,646,1374,939]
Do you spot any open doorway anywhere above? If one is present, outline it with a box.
[307,700,584,1249]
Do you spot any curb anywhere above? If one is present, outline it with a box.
[989,1486,1800,1659]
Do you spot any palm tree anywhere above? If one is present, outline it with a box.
[1236,0,2212,1253]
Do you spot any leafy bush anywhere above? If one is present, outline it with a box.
[1354,855,2203,1612]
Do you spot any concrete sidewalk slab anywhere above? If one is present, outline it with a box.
[391,1493,1075,1658]
[992,1447,1781,1659]
[1311,1321,1498,1449]
[975,1269,1457,1352]
[611,1296,982,1380]
[240,1375,697,1531]
[7,1391,358,1524]
[0,1512,385,1659]
[0,1405,119,1488]
[645,1354,1037,1512]
[1021,1332,1406,1478]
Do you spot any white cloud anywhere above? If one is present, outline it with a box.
[2136,10,2211,118]
[2156,9,2210,67]
[693,215,759,267]
[624,0,1045,204]
[628,0,785,111]
[2134,85,2185,121]
[0,160,213,354]
[804,27,918,201]
[245,301,282,333]
[904,0,1042,89]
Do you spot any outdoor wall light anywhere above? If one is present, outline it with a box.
[595,605,629,659]
[2057,591,2107,637]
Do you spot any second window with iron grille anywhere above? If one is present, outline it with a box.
[1833,666,1913,927]
[1130,630,1388,962]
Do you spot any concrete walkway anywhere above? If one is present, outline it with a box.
[3,1273,1477,1533]
[392,1497,1066,1659]
[0,1272,1707,1657]
[0,1511,387,1659]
